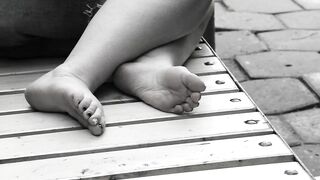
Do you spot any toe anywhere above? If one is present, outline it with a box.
[71,92,84,109]
[182,103,193,112]
[186,97,199,108]
[182,73,206,92]
[84,103,98,125]
[170,105,184,114]
[78,96,92,112]
[88,123,105,136]
[190,92,201,103]
[88,107,106,136]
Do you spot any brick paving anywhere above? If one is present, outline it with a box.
[258,30,320,51]
[215,0,320,176]
[277,11,320,29]
[303,73,320,98]
[240,78,319,114]
[236,51,320,78]
[215,31,267,59]
[294,0,320,10]
[223,0,301,13]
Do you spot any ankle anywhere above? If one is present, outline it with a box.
[53,65,96,91]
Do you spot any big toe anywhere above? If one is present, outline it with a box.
[182,73,206,92]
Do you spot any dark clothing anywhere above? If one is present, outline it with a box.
[0,0,106,58]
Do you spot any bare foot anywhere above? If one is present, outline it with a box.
[25,66,105,136]
[114,63,206,114]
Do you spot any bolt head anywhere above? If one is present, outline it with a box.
[230,98,241,102]
[245,120,259,124]
[259,141,272,147]
[195,46,202,51]
[215,80,225,85]
[284,170,298,175]
[204,61,214,66]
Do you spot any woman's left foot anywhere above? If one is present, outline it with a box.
[114,62,206,114]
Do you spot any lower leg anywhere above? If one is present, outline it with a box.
[113,4,213,113]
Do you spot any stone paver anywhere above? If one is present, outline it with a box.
[295,0,320,10]
[236,51,320,78]
[258,30,320,51]
[282,109,320,144]
[292,145,320,176]
[277,11,320,29]
[303,73,320,98]
[215,6,284,31]
[216,31,268,59]
[223,0,301,13]
[241,78,319,115]
[221,60,249,82]
[267,115,302,146]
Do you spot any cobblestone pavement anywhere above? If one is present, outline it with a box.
[215,0,320,177]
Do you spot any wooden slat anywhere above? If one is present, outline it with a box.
[0,65,230,96]
[0,94,31,115]
[0,74,239,115]
[0,73,43,95]
[129,162,313,180]
[0,112,273,163]
[104,92,256,126]
[190,43,214,58]
[0,92,256,124]
[185,57,226,75]
[200,74,238,94]
[0,135,293,180]
[0,57,63,76]
[0,97,262,137]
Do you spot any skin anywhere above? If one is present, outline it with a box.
[24,0,214,136]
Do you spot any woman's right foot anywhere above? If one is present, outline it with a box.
[114,62,206,114]
[25,66,105,136]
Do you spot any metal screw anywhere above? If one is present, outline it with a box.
[244,120,259,125]
[195,46,202,51]
[204,61,214,66]
[284,170,298,175]
[230,98,241,102]
[259,141,272,147]
[215,80,225,85]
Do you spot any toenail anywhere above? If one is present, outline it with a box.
[91,118,98,125]
[98,123,104,129]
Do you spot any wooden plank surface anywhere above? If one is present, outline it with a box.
[0,57,63,76]
[190,43,214,58]
[0,44,210,76]
[104,92,256,126]
[0,94,31,115]
[0,107,266,138]
[0,135,293,180]
[200,74,238,94]
[0,66,230,97]
[185,57,226,75]
[129,162,313,180]
[0,73,43,95]
[0,76,240,115]
[0,73,237,98]
[0,92,256,124]
[0,113,272,163]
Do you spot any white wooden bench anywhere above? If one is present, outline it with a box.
[0,39,315,180]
